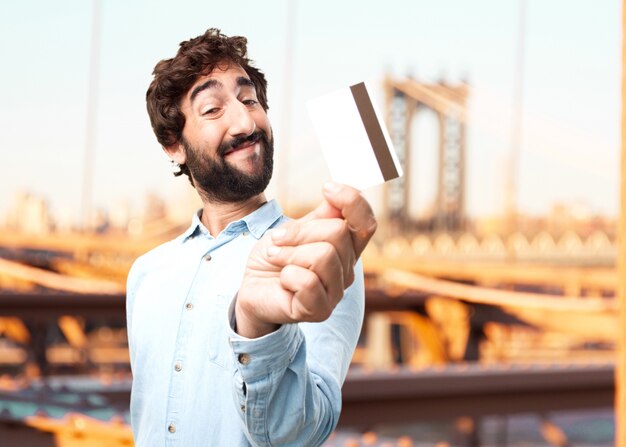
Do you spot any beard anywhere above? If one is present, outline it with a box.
[181,129,274,203]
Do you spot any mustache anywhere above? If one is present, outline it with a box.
[218,130,266,157]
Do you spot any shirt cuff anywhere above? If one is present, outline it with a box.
[227,297,303,382]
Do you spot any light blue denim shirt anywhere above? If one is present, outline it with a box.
[126,199,365,447]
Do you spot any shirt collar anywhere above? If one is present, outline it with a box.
[179,199,283,242]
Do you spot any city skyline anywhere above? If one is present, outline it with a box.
[0,0,620,226]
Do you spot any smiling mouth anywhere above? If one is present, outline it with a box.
[222,133,261,157]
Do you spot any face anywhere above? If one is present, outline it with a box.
[166,63,273,203]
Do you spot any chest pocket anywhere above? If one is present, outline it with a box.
[205,293,233,370]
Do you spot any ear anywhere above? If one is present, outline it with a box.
[163,141,186,165]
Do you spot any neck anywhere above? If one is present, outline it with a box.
[199,193,267,237]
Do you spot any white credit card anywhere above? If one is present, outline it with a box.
[306,81,403,191]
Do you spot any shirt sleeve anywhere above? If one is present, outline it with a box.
[227,260,365,447]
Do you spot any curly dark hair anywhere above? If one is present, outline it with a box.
[146,28,269,182]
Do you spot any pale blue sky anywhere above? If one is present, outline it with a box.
[0,0,620,225]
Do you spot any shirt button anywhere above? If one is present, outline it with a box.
[242,231,249,237]
[185,303,193,310]
[238,353,251,365]
[168,423,176,433]
[174,362,182,372]
[203,254,212,261]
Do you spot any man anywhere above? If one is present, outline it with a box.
[126,28,376,447]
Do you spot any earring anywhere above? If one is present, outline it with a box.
[170,159,181,174]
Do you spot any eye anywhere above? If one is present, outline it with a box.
[202,107,220,116]
[242,99,258,107]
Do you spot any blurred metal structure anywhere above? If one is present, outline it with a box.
[81,0,102,230]
[616,0,626,444]
[341,362,614,428]
[0,250,619,444]
[277,0,297,209]
[383,76,468,233]
[0,378,131,447]
[505,0,527,234]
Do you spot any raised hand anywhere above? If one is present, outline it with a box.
[235,182,377,338]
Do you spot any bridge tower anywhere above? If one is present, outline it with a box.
[383,76,469,233]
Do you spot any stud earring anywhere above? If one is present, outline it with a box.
[170,159,181,174]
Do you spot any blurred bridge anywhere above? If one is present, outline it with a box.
[0,225,618,367]
[0,226,618,446]
[383,76,468,233]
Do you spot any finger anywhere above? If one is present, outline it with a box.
[298,198,342,222]
[270,220,354,284]
[279,264,336,322]
[272,219,349,246]
[267,242,346,299]
[321,182,377,258]
[237,277,294,328]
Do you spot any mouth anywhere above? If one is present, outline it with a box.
[222,133,261,157]
[223,142,260,161]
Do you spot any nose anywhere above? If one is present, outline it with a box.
[227,101,256,137]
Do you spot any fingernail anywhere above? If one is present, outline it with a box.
[272,228,287,240]
[323,181,341,194]
[267,245,281,257]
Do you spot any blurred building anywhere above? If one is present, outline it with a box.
[5,191,54,234]
[109,199,131,230]
[143,192,167,223]
[164,183,203,225]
